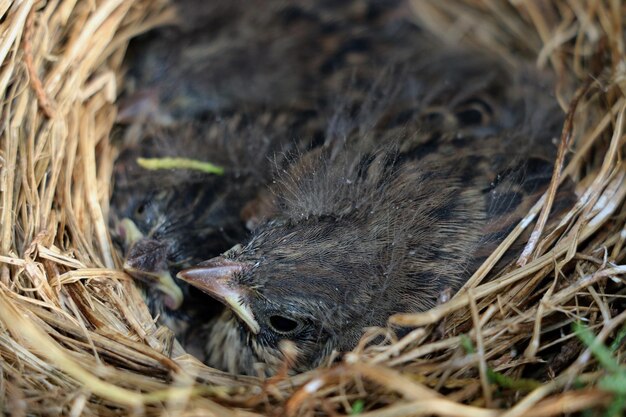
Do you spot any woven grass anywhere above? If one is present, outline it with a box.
[1,0,625,416]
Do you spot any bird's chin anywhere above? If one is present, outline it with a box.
[204,310,283,376]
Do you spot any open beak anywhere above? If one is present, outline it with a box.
[124,264,184,310]
[117,218,144,248]
[177,257,260,334]
[119,218,183,310]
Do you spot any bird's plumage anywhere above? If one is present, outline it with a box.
[111,0,569,375]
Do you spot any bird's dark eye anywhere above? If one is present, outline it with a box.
[135,201,148,217]
[269,315,300,334]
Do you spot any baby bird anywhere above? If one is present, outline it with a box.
[177,59,564,375]
[111,117,306,341]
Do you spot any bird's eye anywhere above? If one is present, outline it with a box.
[135,201,148,217]
[269,315,300,334]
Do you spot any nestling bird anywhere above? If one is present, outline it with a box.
[176,50,566,375]
[114,0,570,375]
[111,117,306,341]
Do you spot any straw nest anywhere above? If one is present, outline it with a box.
[0,0,625,416]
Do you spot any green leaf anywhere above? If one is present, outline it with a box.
[351,399,365,415]
[137,157,224,175]
[487,368,542,391]
[599,374,626,395]
[603,393,625,417]
[573,322,621,373]
[460,334,475,354]
[610,324,626,352]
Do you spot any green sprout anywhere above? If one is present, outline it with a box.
[573,321,626,417]
[460,334,540,391]
[351,399,365,415]
[137,157,224,175]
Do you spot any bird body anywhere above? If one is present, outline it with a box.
[113,0,567,375]
[178,73,562,373]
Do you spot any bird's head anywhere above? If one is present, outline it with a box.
[177,217,387,375]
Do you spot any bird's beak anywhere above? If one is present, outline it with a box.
[124,264,184,310]
[119,218,183,310]
[117,218,144,248]
[177,257,260,334]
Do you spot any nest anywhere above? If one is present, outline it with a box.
[1,0,625,416]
